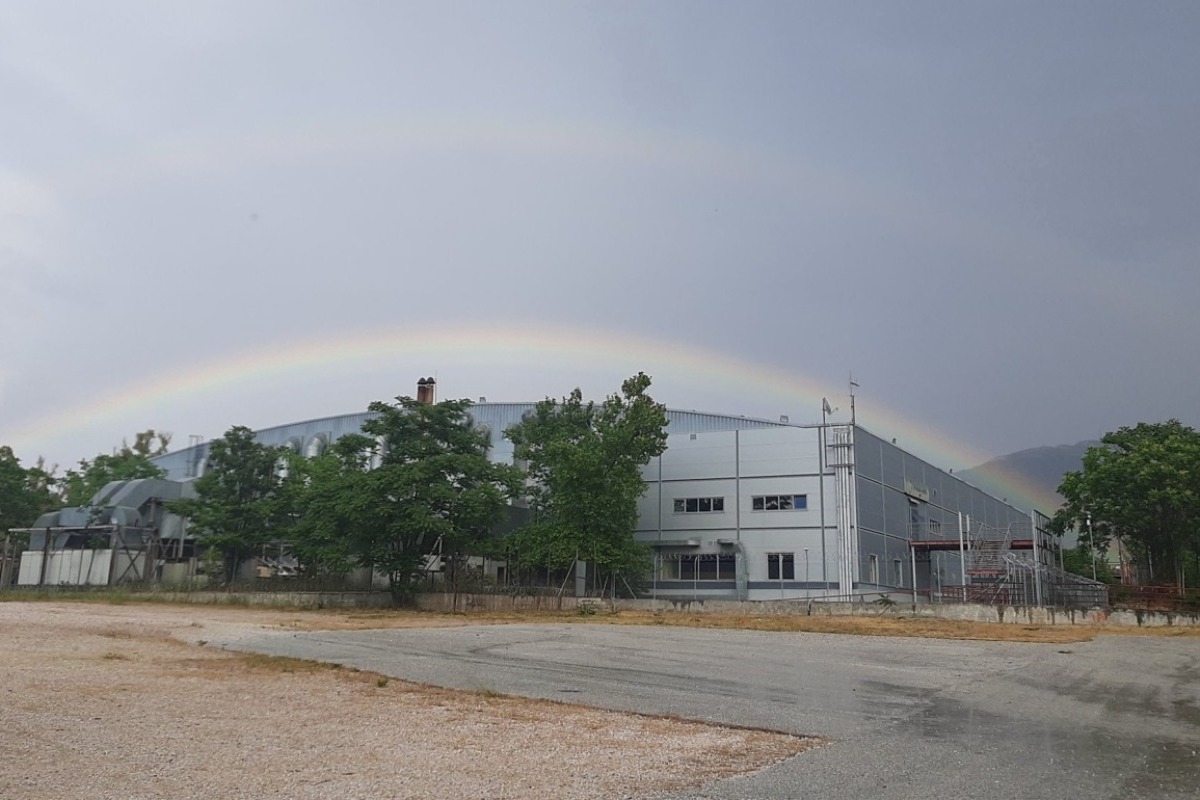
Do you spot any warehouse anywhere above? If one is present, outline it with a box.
[638,421,1061,602]
[146,382,1064,603]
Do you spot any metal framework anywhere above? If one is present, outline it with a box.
[6,525,160,587]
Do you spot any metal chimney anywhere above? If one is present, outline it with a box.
[416,377,437,404]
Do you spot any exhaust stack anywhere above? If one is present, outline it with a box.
[416,377,437,405]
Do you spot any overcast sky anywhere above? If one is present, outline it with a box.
[2,1,1198,473]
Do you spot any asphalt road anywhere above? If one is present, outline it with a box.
[214,623,1200,800]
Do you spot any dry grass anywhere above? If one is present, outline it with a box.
[286,606,1200,643]
[214,603,1197,643]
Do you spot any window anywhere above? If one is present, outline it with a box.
[675,554,736,580]
[893,559,903,586]
[767,553,795,580]
[868,554,879,584]
[929,518,942,536]
[673,496,725,514]
[752,494,807,511]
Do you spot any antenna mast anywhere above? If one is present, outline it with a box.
[849,373,859,425]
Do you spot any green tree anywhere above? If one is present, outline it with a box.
[61,429,170,506]
[504,372,669,594]
[1061,545,1116,583]
[273,442,369,579]
[353,397,522,604]
[0,447,58,533]
[1054,420,1200,592]
[173,426,284,584]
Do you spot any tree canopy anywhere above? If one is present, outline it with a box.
[173,426,284,583]
[1054,420,1200,592]
[0,447,57,534]
[349,396,523,603]
[274,437,374,579]
[504,372,669,593]
[61,429,170,506]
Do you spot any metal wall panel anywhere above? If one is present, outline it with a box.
[659,430,738,482]
[152,405,794,481]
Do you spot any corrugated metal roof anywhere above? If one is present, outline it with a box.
[150,402,797,480]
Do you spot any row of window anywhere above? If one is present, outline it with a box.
[673,494,808,513]
[753,494,807,511]
[666,552,905,585]
[674,497,725,513]
[665,553,803,581]
[670,554,737,580]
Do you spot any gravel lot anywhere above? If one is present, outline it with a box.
[0,602,813,800]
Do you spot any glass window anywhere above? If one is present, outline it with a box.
[753,495,808,511]
[673,497,726,514]
[677,554,736,580]
[697,556,720,580]
[767,553,795,580]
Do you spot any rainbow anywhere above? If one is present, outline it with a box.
[1,323,1060,512]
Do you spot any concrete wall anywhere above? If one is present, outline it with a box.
[413,592,583,613]
[611,597,1200,628]
[128,590,1200,627]
[153,591,395,608]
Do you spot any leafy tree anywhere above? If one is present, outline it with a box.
[273,442,370,578]
[1061,545,1116,584]
[173,426,284,584]
[353,397,522,604]
[1054,420,1200,592]
[0,446,58,533]
[504,372,669,594]
[61,429,171,506]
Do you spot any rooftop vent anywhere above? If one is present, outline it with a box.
[416,377,437,404]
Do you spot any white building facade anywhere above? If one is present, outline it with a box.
[638,421,1055,602]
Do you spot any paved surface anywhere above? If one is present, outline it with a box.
[215,624,1200,799]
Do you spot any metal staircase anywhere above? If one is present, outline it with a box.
[963,524,1014,603]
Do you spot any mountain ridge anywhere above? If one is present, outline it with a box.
[959,440,1100,509]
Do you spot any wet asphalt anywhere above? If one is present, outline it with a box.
[212,623,1200,799]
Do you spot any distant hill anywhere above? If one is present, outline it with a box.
[959,440,1101,509]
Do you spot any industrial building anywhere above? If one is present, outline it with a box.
[130,382,1092,605]
[6,479,195,588]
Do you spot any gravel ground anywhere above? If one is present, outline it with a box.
[0,602,813,800]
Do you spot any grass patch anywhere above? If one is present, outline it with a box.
[233,652,349,674]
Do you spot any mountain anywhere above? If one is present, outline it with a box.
[959,440,1101,511]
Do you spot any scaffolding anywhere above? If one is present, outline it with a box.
[911,513,1107,608]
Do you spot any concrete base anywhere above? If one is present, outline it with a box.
[612,597,1200,627]
[26,587,1199,627]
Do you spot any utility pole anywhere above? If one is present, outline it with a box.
[1086,512,1097,581]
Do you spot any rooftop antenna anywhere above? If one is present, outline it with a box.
[849,373,859,425]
